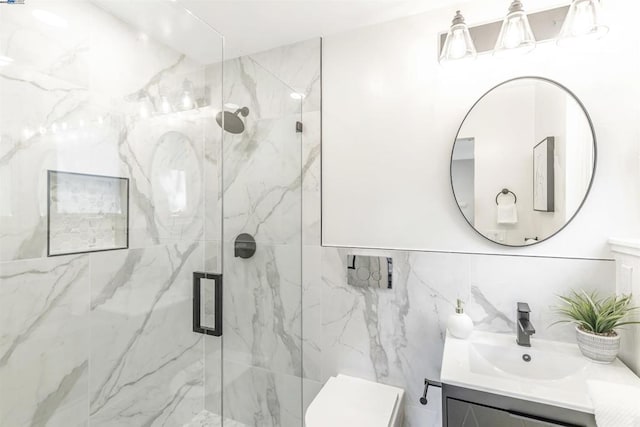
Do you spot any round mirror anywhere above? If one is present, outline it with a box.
[450,77,596,246]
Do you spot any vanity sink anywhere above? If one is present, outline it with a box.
[441,330,640,413]
[469,341,583,381]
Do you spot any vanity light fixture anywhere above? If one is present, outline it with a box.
[439,10,477,63]
[494,0,536,55]
[558,0,609,46]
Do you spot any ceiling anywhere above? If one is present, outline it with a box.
[95,0,464,62]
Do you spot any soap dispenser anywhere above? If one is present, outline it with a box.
[447,299,473,339]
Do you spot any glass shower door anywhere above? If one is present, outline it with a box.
[216,57,304,426]
[0,1,224,426]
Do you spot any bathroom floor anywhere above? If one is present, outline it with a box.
[183,410,249,427]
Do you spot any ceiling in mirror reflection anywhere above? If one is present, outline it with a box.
[451,77,596,247]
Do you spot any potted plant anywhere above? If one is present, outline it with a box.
[553,291,640,364]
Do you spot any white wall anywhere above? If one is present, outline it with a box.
[610,239,640,375]
[322,0,640,259]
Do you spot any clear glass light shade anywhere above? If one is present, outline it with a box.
[558,0,608,46]
[440,12,477,63]
[494,5,536,55]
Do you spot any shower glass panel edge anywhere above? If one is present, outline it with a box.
[220,51,304,427]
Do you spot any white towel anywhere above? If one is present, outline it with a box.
[587,380,640,427]
[497,203,518,224]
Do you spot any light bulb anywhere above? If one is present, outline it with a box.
[182,92,194,110]
[494,1,536,56]
[558,0,608,45]
[161,96,172,114]
[439,10,477,64]
[140,102,151,118]
[503,19,524,49]
[449,29,468,59]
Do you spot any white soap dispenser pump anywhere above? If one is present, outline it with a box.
[447,299,473,339]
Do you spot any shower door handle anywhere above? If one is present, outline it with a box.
[193,272,222,336]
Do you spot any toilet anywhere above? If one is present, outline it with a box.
[305,374,405,427]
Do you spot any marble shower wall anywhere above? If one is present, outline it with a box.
[0,1,222,426]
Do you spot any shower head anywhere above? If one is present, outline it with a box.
[216,106,249,134]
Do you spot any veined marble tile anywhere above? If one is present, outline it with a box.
[301,245,322,382]
[222,361,302,427]
[0,254,90,427]
[182,409,249,427]
[222,114,302,247]
[204,334,222,417]
[222,56,302,122]
[319,248,470,401]
[248,38,322,113]
[223,242,302,377]
[301,111,321,247]
[404,400,442,427]
[0,0,215,261]
[468,254,616,342]
[88,242,204,427]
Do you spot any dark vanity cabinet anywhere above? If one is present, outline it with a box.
[442,384,596,427]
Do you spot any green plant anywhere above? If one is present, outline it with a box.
[552,291,640,336]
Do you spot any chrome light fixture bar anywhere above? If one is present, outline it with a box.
[438,2,608,61]
[440,10,477,63]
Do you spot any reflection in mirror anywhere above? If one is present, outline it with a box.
[451,77,596,247]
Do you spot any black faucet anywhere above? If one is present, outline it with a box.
[516,302,535,347]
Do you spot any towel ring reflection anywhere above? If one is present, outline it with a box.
[495,188,517,205]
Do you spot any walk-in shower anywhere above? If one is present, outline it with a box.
[0,1,304,426]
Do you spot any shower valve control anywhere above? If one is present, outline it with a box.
[234,233,257,259]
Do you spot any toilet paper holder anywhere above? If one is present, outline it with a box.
[419,378,442,405]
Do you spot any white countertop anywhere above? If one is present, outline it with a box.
[440,330,640,413]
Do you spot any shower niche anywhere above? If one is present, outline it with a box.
[47,170,129,256]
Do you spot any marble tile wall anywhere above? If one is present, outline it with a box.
[0,1,222,426]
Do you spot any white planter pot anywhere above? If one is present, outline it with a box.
[575,326,621,364]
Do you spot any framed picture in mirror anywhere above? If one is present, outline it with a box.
[533,137,555,212]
